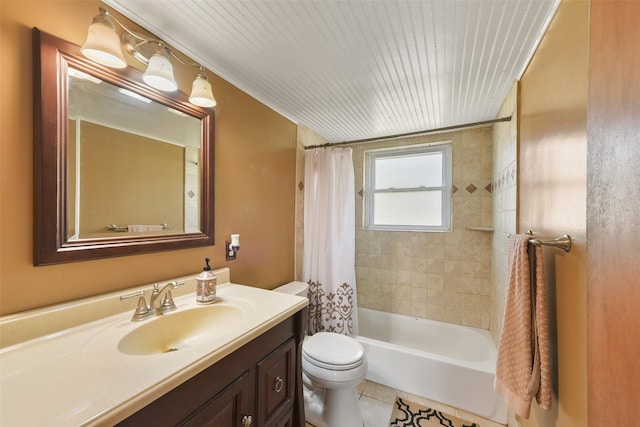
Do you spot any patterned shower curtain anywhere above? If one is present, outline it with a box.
[302,147,358,336]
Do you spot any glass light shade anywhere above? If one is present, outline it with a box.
[143,51,178,92]
[189,73,217,108]
[81,19,127,69]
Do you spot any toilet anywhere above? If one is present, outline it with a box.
[274,281,367,427]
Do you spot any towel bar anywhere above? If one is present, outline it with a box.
[508,232,572,253]
[529,234,571,252]
[107,223,169,232]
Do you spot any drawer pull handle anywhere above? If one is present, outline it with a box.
[274,376,284,393]
[242,415,252,426]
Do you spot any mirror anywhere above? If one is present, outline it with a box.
[67,69,202,239]
[33,28,215,265]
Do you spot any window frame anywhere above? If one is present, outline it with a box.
[363,143,452,232]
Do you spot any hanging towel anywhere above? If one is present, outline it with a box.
[494,234,552,419]
[127,224,164,232]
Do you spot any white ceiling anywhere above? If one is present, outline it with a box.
[105,0,559,144]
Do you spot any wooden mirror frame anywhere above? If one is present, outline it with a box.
[33,28,215,266]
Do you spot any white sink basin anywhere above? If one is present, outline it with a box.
[118,304,245,355]
[1,280,309,427]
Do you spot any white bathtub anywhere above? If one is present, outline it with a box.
[355,307,507,424]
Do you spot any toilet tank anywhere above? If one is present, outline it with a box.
[273,281,309,298]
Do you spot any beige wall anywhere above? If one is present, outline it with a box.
[77,122,184,238]
[0,1,297,315]
[353,128,493,329]
[517,1,588,427]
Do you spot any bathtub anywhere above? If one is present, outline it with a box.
[355,307,507,424]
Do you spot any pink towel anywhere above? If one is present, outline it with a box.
[495,234,552,418]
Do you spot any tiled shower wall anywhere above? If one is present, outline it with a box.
[184,146,200,233]
[352,128,493,329]
[490,82,518,343]
[295,125,494,329]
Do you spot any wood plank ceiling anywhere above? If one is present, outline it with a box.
[106,0,559,143]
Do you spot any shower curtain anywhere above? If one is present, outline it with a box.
[302,147,358,336]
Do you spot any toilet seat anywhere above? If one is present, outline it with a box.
[302,332,365,371]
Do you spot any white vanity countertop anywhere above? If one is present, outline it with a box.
[0,277,307,426]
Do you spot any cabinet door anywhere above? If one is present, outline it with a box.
[180,370,253,427]
[257,338,296,426]
[273,410,294,427]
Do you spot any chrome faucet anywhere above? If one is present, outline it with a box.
[120,281,184,321]
[149,281,181,315]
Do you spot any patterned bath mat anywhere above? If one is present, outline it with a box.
[389,397,479,427]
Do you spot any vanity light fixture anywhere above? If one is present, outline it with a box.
[81,7,217,108]
[189,68,217,108]
[142,45,178,92]
[81,10,127,68]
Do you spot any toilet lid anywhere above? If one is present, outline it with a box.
[302,332,365,370]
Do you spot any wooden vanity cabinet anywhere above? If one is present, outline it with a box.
[256,337,296,425]
[117,309,306,427]
[180,370,252,427]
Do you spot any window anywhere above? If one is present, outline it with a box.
[364,143,452,231]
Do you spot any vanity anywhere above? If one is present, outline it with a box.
[0,269,308,426]
[11,16,310,427]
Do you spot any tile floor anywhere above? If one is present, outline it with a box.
[305,380,505,427]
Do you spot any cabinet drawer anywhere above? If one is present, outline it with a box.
[256,338,296,426]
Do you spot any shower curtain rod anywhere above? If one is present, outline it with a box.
[304,116,512,150]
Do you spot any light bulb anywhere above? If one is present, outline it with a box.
[143,49,178,92]
[189,71,217,108]
[81,13,127,69]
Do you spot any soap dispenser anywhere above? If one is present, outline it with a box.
[196,258,217,304]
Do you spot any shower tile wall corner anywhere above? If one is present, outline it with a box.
[490,82,518,343]
[352,128,493,329]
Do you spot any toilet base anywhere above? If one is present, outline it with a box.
[304,380,364,427]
